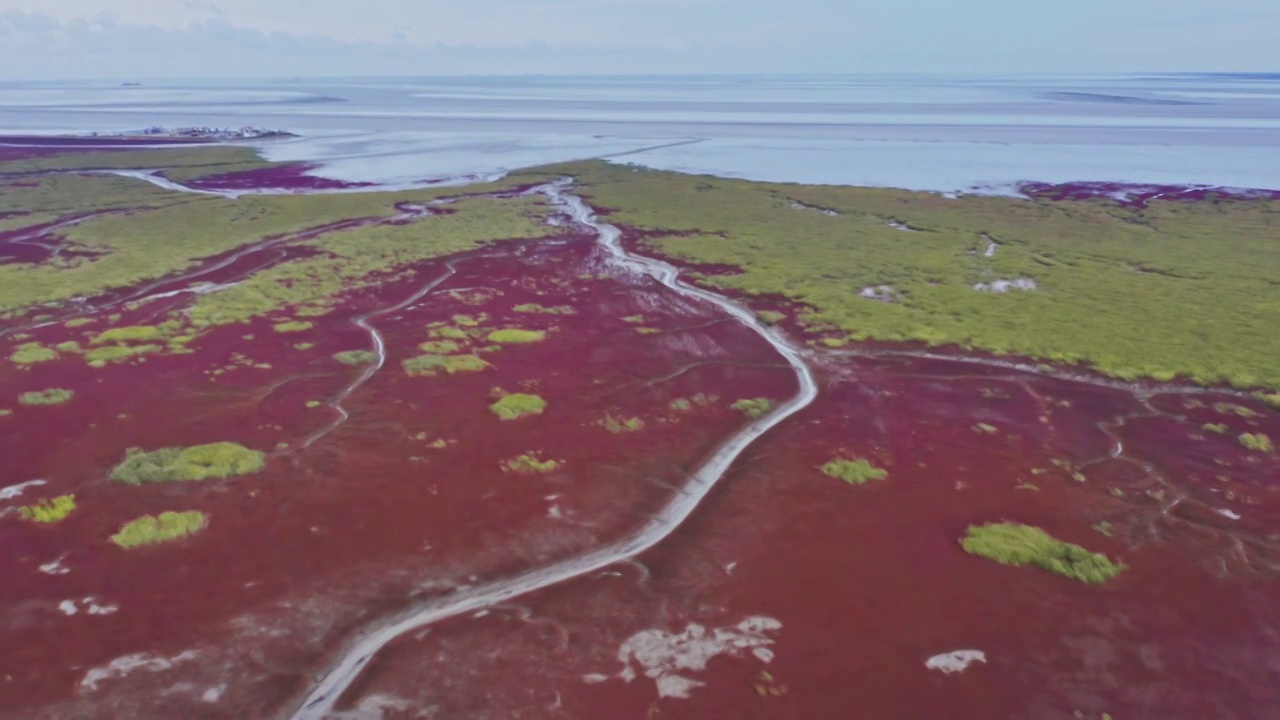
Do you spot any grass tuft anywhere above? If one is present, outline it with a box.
[821,458,887,485]
[403,353,490,376]
[18,388,74,406]
[490,393,547,420]
[19,494,76,523]
[1239,433,1274,453]
[961,522,1124,584]
[731,397,773,419]
[110,442,265,484]
[111,511,208,548]
[419,340,461,354]
[10,342,58,365]
[272,321,313,333]
[502,452,563,473]
[333,350,378,365]
[1203,422,1229,434]
[487,328,547,344]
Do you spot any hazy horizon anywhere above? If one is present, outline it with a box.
[1,0,1277,80]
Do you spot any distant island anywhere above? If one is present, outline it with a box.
[0,127,297,147]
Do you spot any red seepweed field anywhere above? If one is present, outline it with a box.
[1,146,1278,720]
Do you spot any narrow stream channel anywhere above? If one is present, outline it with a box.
[285,178,820,719]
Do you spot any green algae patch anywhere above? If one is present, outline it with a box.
[10,342,58,365]
[487,328,547,344]
[19,494,76,523]
[419,340,461,354]
[490,393,547,421]
[111,442,266,484]
[403,354,490,376]
[18,388,74,406]
[1240,433,1274,453]
[731,397,774,419]
[821,458,888,485]
[272,321,313,333]
[334,350,378,365]
[502,452,562,474]
[961,522,1124,584]
[111,511,208,548]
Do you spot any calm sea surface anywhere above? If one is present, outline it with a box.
[1,74,1278,191]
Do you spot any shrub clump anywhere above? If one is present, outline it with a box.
[502,452,562,473]
[490,393,547,420]
[19,494,76,523]
[1240,433,1274,453]
[111,511,208,548]
[403,354,490,376]
[961,522,1124,584]
[821,458,887,485]
[110,442,266,484]
[487,328,547,344]
[731,397,773,419]
[10,342,58,365]
[18,388,74,406]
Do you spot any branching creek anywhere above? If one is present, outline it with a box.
[282,178,820,719]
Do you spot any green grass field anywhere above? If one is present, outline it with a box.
[527,161,1280,391]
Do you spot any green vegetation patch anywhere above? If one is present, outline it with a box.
[110,442,266,484]
[487,328,547,344]
[419,340,461,354]
[1215,402,1260,418]
[731,397,774,419]
[961,522,1125,584]
[1203,422,1230,434]
[84,343,162,366]
[64,317,95,329]
[111,511,209,548]
[1240,433,1274,453]
[821,458,888,485]
[541,160,1280,390]
[599,412,645,433]
[490,393,547,420]
[756,310,786,325]
[90,325,164,345]
[403,353,490,376]
[513,303,575,315]
[19,494,76,523]
[334,350,378,365]
[10,342,58,365]
[502,452,563,474]
[18,388,74,406]
[430,326,469,340]
[272,321,314,333]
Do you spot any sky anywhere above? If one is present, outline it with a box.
[0,0,1277,79]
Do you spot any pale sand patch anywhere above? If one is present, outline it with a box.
[588,616,782,698]
[926,649,987,674]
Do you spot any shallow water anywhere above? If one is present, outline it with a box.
[1,74,1277,190]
